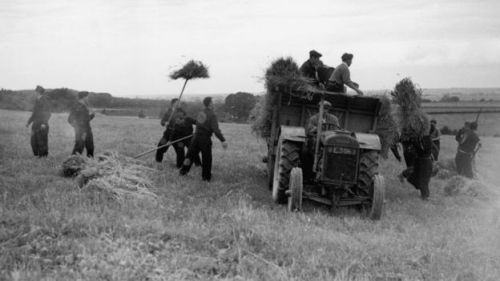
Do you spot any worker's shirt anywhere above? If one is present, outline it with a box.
[306,112,340,136]
[27,96,51,127]
[68,102,93,129]
[194,108,225,142]
[329,62,351,85]
[161,107,186,129]
[430,126,441,142]
[171,116,196,141]
[300,59,324,79]
[458,131,480,154]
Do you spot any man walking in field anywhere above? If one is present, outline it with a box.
[26,85,51,157]
[328,53,364,95]
[68,91,95,157]
[455,121,481,178]
[180,97,227,182]
[156,98,185,163]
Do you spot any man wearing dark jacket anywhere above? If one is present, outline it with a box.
[455,121,481,178]
[180,97,227,181]
[156,98,186,163]
[170,111,201,168]
[300,50,324,82]
[26,85,51,157]
[68,91,95,157]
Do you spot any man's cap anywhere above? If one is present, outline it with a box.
[320,100,332,108]
[309,50,322,58]
[341,53,354,62]
[78,91,89,99]
[203,96,212,107]
[431,119,437,124]
[35,85,45,94]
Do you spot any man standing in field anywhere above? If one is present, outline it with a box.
[156,98,185,163]
[300,50,324,82]
[429,119,441,161]
[328,53,364,95]
[455,121,481,178]
[180,97,227,182]
[68,91,95,157]
[25,85,51,157]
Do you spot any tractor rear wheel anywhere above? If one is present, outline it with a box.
[288,167,303,212]
[272,140,301,204]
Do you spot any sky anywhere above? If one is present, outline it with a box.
[1,0,500,98]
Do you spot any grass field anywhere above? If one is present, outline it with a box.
[1,109,500,281]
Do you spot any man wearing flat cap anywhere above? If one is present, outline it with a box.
[26,85,51,157]
[300,50,324,82]
[328,53,364,95]
[68,91,95,157]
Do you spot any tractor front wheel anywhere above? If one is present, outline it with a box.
[288,167,303,212]
[369,175,385,220]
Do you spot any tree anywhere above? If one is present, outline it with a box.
[224,92,257,122]
[440,94,460,102]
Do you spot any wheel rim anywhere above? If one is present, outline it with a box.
[272,140,281,201]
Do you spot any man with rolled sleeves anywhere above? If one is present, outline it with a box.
[328,53,364,95]
[180,97,227,182]
[26,85,51,157]
[300,50,324,82]
[68,91,95,157]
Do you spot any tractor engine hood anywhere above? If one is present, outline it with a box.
[321,131,381,151]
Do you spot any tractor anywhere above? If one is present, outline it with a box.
[266,87,386,219]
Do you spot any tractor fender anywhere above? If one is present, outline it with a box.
[280,126,306,143]
[355,133,381,151]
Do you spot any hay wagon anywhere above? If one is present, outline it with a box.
[266,88,386,219]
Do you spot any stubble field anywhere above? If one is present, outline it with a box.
[1,109,500,281]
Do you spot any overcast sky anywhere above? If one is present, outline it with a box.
[1,0,500,97]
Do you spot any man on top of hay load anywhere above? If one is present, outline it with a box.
[328,53,364,96]
[156,98,186,163]
[180,97,227,182]
[26,85,51,157]
[455,121,481,178]
[300,50,324,83]
[68,91,95,157]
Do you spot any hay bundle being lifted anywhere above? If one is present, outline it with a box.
[391,78,430,139]
[169,60,209,80]
[61,152,157,201]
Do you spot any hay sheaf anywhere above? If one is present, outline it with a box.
[61,152,157,201]
[391,78,430,138]
[169,60,209,80]
[443,175,487,198]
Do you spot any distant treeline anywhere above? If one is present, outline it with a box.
[0,88,258,123]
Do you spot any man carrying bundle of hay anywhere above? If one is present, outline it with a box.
[156,98,185,163]
[455,121,481,178]
[328,53,364,96]
[180,97,227,182]
[68,91,95,157]
[300,50,324,83]
[26,85,51,157]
